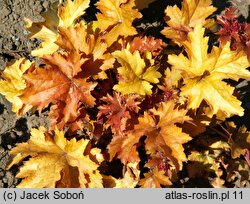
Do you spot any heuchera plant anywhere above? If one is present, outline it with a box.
[0,0,250,188]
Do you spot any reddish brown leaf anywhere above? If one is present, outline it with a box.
[20,52,97,130]
[108,101,192,170]
[130,36,166,57]
[217,6,250,61]
[98,92,140,134]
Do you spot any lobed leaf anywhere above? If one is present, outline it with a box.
[168,24,250,117]
[109,101,192,170]
[112,48,161,96]
[0,58,32,114]
[8,127,104,188]
[58,0,90,27]
[161,0,216,44]
[96,0,142,46]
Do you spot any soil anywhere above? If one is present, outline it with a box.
[0,0,250,188]
[0,0,56,188]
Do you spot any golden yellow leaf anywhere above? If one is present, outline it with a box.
[139,168,172,188]
[112,48,161,95]
[163,68,182,89]
[148,102,192,169]
[8,127,104,188]
[59,21,111,59]
[168,24,250,117]
[0,58,32,114]
[56,21,114,80]
[96,0,142,46]
[58,0,90,27]
[24,3,59,56]
[25,0,90,57]
[161,0,216,44]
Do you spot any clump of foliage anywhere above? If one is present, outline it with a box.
[1,0,250,188]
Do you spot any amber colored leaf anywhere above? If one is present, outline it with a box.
[109,101,191,170]
[161,0,216,44]
[130,36,166,57]
[56,22,114,79]
[8,127,104,188]
[58,0,90,27]
[168,24,250,117]
[20,52,96,128]
[95,0,142,46]
[98,92,140,133]
[49,102,91,133]
[139,168,172,188]
[57,22,91,53]
[108,134,140,164]
[146,101,192,170]
[0,58,33,115]
[112,48,162,95]
[20,23,114,129]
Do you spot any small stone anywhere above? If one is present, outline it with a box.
[0,169,4,177]
[42,1,50,9]
[15,41,21,47]
[8,15,14,22]
[2,177,7,183]
[35,1,43,13]
[29,1,35,7]
[15,130,23,136]
[13,14,19,20]
[23,29,29,35]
